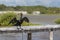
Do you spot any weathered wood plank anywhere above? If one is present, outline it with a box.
[0,25,60,33]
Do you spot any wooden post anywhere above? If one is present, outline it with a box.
[49,29,53,40]
[27,32,32,40]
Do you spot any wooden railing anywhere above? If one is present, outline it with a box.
[0,25,60,40]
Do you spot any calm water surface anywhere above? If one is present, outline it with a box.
[0,30,60,40]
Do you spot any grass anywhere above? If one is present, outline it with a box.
[22,21,40,26]
[54,18,60,24]
[0,21,40,27]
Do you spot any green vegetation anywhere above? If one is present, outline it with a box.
[0,12,40,26]
[0,4,60,14]
[22,21,40,26]
[0,12,16,26]
[54,19,60,24]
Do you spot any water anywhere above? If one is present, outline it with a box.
[0,33,27,40]
[0,30,60,40]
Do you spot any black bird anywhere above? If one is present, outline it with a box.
[8,13,29,30]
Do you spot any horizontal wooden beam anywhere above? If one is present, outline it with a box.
[0,25,60,33]
[0,27,60,33]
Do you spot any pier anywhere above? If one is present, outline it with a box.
[0,25,60,40]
